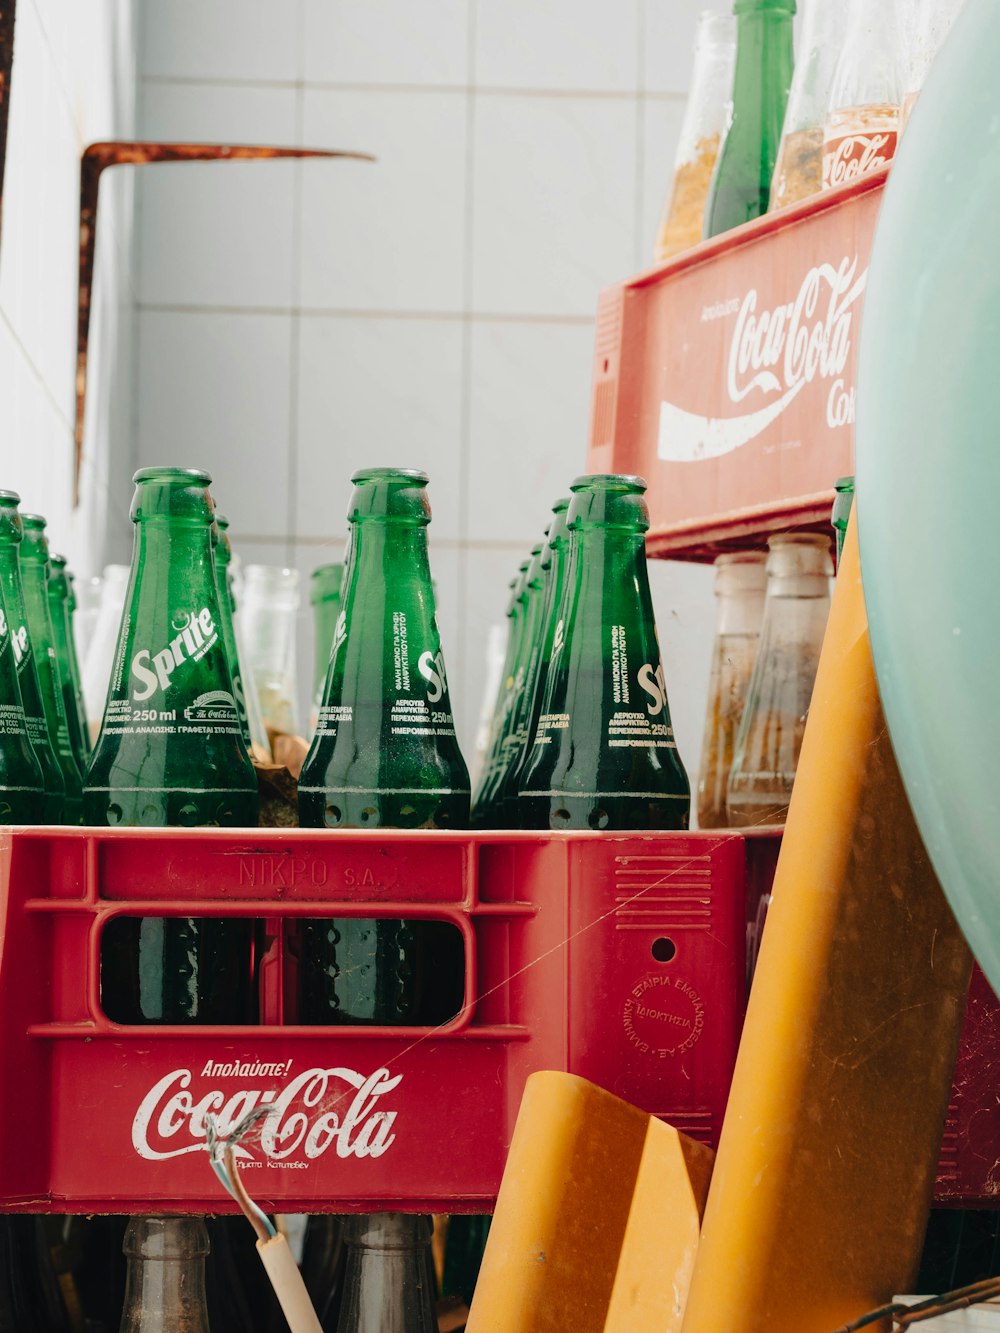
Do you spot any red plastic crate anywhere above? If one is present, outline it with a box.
[935,964,1000,1206]
[586,168,888,560]
[0,826,776,1214]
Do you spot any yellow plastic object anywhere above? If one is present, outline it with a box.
[466,1071,714,1333]
[680,515,973,1333]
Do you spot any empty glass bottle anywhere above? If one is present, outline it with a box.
[241,565,302,737]
[901,0,966,126]
[704,0,796,237]
[73,572,103,663]
[82,564,130,747]
[655,12,737,260]
[696,552,767,829]
[119,1217,210,1333]
[19,516,86,822]
[518,475,690,831]
[726,533,832,826]
[335,1215,436,1333]
[770,0,847,208]
[54,557,91,763]
[0,492,65,821]
[822,0,907,190]
[310,562,344,733]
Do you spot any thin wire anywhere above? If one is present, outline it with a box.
[831,1278,1000,1331]
[205,1106,277,1241]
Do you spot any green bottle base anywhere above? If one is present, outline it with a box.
[100,916,260,1025]
[517,791,690,832]
[298,788,469,831]
[0,789,46,824]
[83,788,259,828]
[294,918,465,1026]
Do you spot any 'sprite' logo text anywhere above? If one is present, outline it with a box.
[132,607,218,700]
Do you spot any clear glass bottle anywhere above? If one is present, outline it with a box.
[335,1214,436,1333]
[696,552,766,829]
[241,565,302,737]
[901,0,967,127]
[822,0,908,190]
[119,1217,210,1333]
[770,0,848,208]
[726,533,832,827]
[82,563,130,747]
[73,572,103,663]
[654,12,737,261]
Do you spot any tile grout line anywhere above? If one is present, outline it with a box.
[141,72,683,102]
[454,0,478,727]
[134,302,596,326]
[634,0,647,270]
[286,0,307,568]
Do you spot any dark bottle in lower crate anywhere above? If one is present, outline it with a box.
[335,1214,437,1333]
[298,468,469,1027]
[119,1217,210,1333]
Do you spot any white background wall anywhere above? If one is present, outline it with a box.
[0,0,138,577]
[129,0,717,785]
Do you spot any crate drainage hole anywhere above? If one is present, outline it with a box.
[650,937,676,963]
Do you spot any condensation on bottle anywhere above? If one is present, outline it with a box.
[725,532,832,827]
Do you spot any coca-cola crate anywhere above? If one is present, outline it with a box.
[0,825,778,1214]
[936,964,1000,1206]
[586,167,888,560]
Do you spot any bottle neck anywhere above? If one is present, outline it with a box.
[120,1217,210,1333]
[717,585,766,635]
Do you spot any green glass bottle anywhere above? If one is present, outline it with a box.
[475,544,545,827]
[297,468,468,1026]
[211,513,253,753]
[471,562,528,823]
[0,493,65,822]
[40,546,91,779]
[57,559,91,762]
[309,561,344,731]
[299,468,469,829]
[84,468,259,1027]
[19,515,85,823]
[84,469,257,827]
[832,475,855,570]
[518,474,691,831]
[704,0,796,238]
[0,578,44,825]
[500,498,571,825]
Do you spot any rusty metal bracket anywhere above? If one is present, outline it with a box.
[76,140,375,505]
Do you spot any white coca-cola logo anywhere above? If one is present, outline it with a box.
[822,132,897,190]
[132,1063,401,1163]
[658,256,866,463]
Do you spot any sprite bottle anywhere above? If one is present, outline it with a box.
[0,492,65,821]
[53,556,91,764]
[0,575,44,824]
[19,515,86,822]
[297,468,468,1025]
[471,562,528,823]
[501,497,571,825]
[474,545,544,827]
[210,513,253,753]
[309,561,344,732]
[84,468,259,1026]
[517,474,690,830]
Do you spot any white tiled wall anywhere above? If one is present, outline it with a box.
[132,0,717,786]
[0,0,139,576]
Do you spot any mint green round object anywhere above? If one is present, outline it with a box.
[856,0,1000,991]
